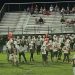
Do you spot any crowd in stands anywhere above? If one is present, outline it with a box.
[60,15,75,27]
[26,4,75,15]
[25,4,75,27]
[2,34,75,66]
[60,15,75,26]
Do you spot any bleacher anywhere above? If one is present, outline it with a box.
[0,12,75,35]
[0,2,75,35]
[0,12,20,35]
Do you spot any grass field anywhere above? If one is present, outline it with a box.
[0,52,74,75]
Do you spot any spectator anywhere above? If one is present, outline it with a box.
[34,5,38,14]
[60,15,65,24]
[61,7,65,15]
[72,6,75,13]
[35,18,39,24]
[66,6,70,14]
[26,6,30,14]
[43,7,46,14]
[30,5,34,15]
[49,4,54,12]
[55,4,59,12]
[66,19,75,26]
[38,17,44,24]
[39,6,43,14]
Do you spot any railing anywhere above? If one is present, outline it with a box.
[0,1,75,20]
[0,4,6,21]
[0,24,74,35]
[3,1,75,12]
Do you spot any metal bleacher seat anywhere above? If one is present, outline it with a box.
[0,12,74,35]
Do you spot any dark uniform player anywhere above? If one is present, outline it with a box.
[62,46,70,63]
[19,44,27,63]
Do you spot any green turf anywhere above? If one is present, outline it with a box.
[0,52,74,75]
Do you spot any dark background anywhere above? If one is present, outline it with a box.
[0,0,75,10]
